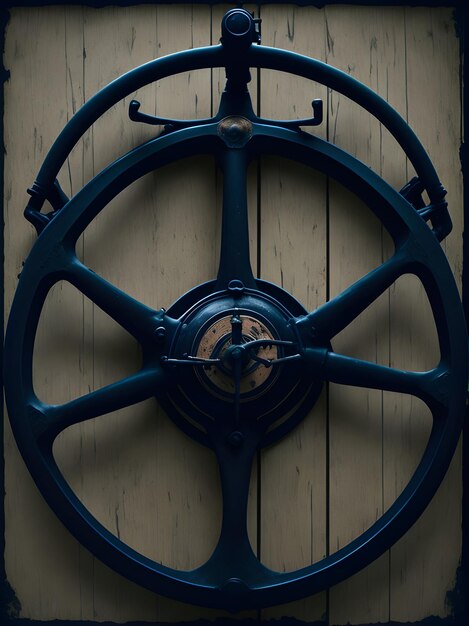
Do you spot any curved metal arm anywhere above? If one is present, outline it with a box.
[249,45,450,240]
[26,39,449,239]
[25,45,225,222]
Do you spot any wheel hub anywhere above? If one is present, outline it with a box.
[158,281,324,445]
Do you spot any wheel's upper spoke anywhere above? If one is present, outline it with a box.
[64,257,159,341]
[216,148,256,290]
[300,250,409,341]
[33,366,166,440]
[306,348,449,412]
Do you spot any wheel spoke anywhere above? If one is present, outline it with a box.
[215,148,256,290]
[305,348,449,412]
[299,249,409,341]
[64,257,159,341]
[32,366,166,440]
[196,432,263,583]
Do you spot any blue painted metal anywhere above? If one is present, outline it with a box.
[3,8,467,613]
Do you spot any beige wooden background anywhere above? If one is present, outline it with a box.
[3,4,463,624]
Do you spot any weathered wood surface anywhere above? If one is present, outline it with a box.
[3,5,463,624]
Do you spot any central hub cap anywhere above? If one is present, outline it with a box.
[196,314,277,396]
[158,280,325,448]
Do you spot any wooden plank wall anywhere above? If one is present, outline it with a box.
[3,4,463,625]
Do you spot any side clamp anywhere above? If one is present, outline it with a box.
[25,178,70,235]
[400,176,451,242]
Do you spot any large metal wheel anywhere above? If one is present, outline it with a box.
[4,9,467,613]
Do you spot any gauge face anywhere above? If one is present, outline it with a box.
[195,314,278,396]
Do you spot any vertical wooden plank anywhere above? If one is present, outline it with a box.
[67,5,226,622]
[3,7,89,620]
[56,7,161,621]
[145,6,246,621]
[259,5,328,622]
[386,8,463,621]
[325,7,400,624]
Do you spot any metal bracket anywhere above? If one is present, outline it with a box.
[400,176,450,241]
[129,97,323,135]
[25,178,70,234]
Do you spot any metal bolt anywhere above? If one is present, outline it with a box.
[230,347,244,360]
[155,326,166,341]
[217,116,253,148]
[228,279,245,296]
[228,431,244,448]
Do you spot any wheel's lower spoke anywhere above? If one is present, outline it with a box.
[33,366,166,440]
[307,348,448,411]
[196,433,262,582]
[64,257,159,341]
[233,358,242,427]
[215,148,256,290]
[300,250,409,341]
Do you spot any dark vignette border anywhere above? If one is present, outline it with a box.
[0,2,467,625]
[457,4,469,626]
[0,0,467,7]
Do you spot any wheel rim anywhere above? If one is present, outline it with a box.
[4,116,467,610]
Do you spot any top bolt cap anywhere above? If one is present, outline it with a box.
[221,9,260,48]
[226,11,251,36]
